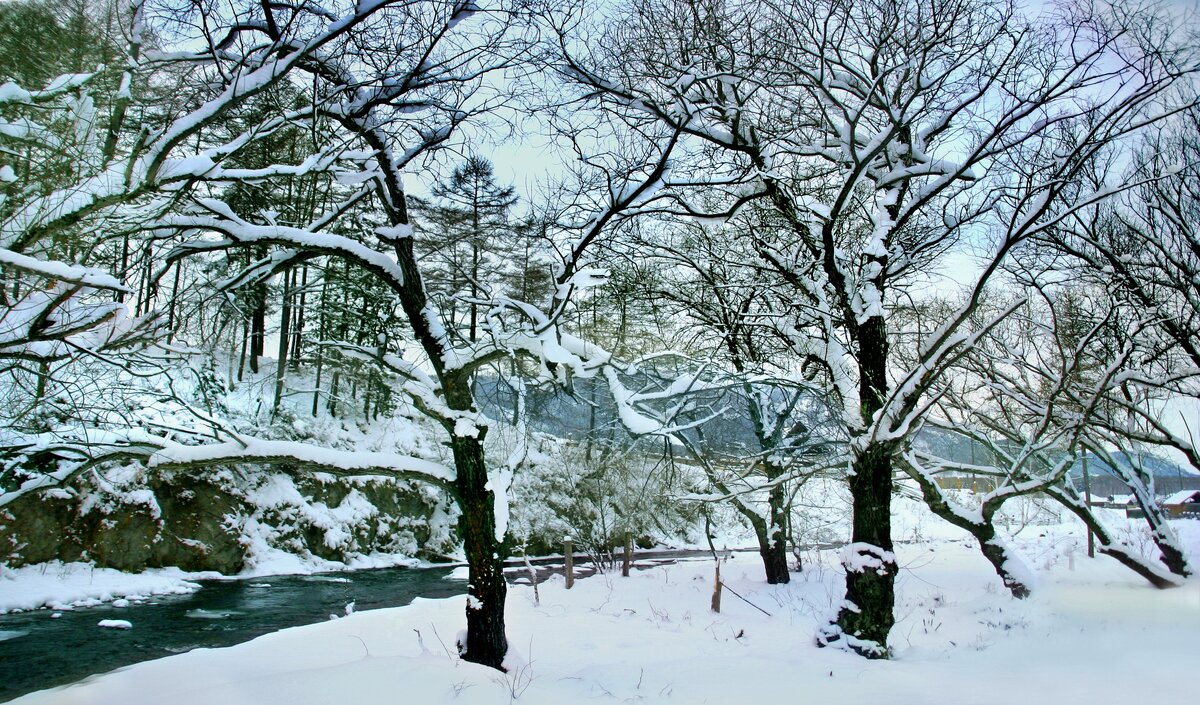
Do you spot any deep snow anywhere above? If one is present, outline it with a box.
[7,514,1199,705]
[0,563,207,614]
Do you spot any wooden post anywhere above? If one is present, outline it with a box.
[522,552,540,606]
[1082,453,1095,558]
[564,537,574,590]
[622,532,632,578]
[711,561,722,613]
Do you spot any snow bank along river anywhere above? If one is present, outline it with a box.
[0,565,461,702]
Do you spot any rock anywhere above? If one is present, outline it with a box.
[0,467,450,574]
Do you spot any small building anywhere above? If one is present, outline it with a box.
[1102,494,1135,509]
[1162,490,1200,519]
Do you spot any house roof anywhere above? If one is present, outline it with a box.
[1162,490,1200,506]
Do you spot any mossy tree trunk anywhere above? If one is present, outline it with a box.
[450,433,508,669]
[822,439,897,657]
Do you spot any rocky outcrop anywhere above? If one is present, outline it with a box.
[0,466,455,574]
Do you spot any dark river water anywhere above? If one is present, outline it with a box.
[0,565,463,702]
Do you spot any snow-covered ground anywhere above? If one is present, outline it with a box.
[0,551,431,615]
[9,514,1199,705]
[0,563,209,614]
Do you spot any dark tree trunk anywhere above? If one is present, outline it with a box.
[312,266,330,417]
[272,269,292,413]
[116,234,129,303]
[820,314,897,658]
[975,526,1031,599]
[712,485,790,585]
[1154,534,1191,577]
[249,286,265,374]
[291,264,307,368]
[1111,469,1192,577]
[469,238,479,342]
[451,433,508,670]
[237,317,248,382]
[821,440,897,657]
[732,372,794,585]
[166,263,182,344]
[758,523,790,585]
[760,480,791,584]
[387,230,510,670]
[248,249,267,374]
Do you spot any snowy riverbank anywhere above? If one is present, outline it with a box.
[0,547,430,615]
[0,563,210,614]
[9,526,1199,705]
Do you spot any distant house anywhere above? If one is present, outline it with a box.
[1162,490,1200,519]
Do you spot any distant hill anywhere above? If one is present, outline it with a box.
[471,375,761,451]
[913,427,1200,496]
[1067,451,1199,482]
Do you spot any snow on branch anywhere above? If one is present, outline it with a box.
[158,215,409,287]
[0,249,128,292]
[148,438,456,491]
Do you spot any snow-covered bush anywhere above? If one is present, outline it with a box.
[507,437,701,561]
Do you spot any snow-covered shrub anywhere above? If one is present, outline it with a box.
[507,436,700,561]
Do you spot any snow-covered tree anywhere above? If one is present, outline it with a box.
[902,287,1189,592]
[610,219,842,584]
[0,0,155,426]
[1040,110,1200,474]
[1,0,555,671]
[554,0,1198,657]
[416,155,520,342]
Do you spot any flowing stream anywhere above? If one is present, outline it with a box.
[0,565,462,702]
[0,549,748,702]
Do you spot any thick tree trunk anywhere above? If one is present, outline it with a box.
[738,503,791,585]
[450,434,508,670]
[386,216,510,670]
[702,464,791,584]
[975,528,1031,599]
[819,310,898,658]
[757,527,790,585]
[737,375,794,585]
[1111,470,1192,577]
[762,481,791,584]
[820,440,897,657]
[1152,530,1191,577]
